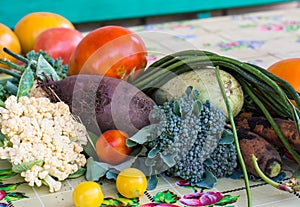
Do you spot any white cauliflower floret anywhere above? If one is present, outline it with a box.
[0,96,89,192]
[21,165,43,187]
[0,147,9,159]
[43,174,62,193]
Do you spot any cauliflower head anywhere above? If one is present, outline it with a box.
[0,96,88,192]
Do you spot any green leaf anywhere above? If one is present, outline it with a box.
[192,100,203,115]
[126,139,138,147]
[219,129,234,144]
[185,86,193,96]
[0,169,18,180]
[85,157,110,181]
[36,55,60,81]
[106,171,118,180]
[16,67,34,99]
[6,80,18,95]
[148,147,160,158]
[111,155,139,171]
[5,191,28,201]
[68,168,86,179]
[204,158,213,167]
[0,182,26,191]
[160,153,176,167]
[147,174,158,190]
[0,168,13,176]
[115,197,139,207]
[195,170,217,189]
[193,88,200,98]
[132,157,153,178]
[83,131,99,160]
[12,160,43,173]
[215,195,240,205]
[152,190,180,204]
[86,153,140,181]
[101,198,121,206]
[127,125,157,146]
[101,197,139,207]
[172,100,181,117]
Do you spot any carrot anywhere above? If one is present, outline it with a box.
[237,127,282,178]
[235,116,300,154]
[236,111,263,119]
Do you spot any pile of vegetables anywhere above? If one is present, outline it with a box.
[0,22,299,207]
[128,49,300,205]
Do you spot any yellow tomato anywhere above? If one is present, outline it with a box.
[72,181,104,207]
[0,23,21,68]
[116,168,147,198]
[14,12,75,54]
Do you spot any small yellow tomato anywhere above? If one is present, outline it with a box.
[116,168,147,198]
[72,181,104,207]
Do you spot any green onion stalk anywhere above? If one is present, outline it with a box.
[215,66,252,207]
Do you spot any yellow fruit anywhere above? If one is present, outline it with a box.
[14,12,74,54]
[72,181,104,207]
[0,23,21,68]
[116,168,147,198]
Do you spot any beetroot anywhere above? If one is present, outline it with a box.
[38,74,156,136]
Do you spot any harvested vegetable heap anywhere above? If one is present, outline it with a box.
[130,49,300,206]
[128,87,237,187]
[0,96,88,192]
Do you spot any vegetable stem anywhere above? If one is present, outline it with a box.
[3,47,29,64]
[0,59,24,72]
[251,154,293,192]
[215,66,252,207]
[0,67,21,79]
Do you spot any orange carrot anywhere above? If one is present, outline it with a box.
[235,116,300,154]
[237,127,282,178]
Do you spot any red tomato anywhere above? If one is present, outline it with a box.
[68,25,147,79]
[95,130,132,165]
[33,27,83,65]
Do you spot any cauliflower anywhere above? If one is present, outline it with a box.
[0,96,88,192]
